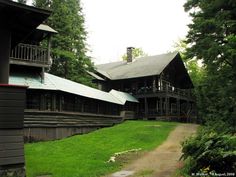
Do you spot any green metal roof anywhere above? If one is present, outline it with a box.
[109,89,139,104]
[9,73,137,105]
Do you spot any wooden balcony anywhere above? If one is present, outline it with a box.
[128,83,195,101]
[10,43,51,67]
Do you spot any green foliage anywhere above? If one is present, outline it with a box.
[25,121,177,177]
[173,39,206,86]
[33,0,51,8]
[178,1,236,176]
[181,128,236,175]
[173,39,207,123]
[17,0,27,4]
[34,0,95,87]
[122,47,147,61]
[184,0,236,127]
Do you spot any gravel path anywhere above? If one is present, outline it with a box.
[106,123,199,177]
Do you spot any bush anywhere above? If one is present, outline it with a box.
[180,128,236,176]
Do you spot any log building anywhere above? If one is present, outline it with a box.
[0,0,52,176]
[7,7,138,142]
[90,47,196,121]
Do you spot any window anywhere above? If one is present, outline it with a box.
[26,92,40,110]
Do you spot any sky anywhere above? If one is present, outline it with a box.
[81,0,191,64]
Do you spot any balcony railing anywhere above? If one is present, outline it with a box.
[10,43,50,66]
[125,81,194,99]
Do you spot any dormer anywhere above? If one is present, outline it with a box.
[10,24,57,68]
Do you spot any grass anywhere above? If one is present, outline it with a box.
[25,120,177,177]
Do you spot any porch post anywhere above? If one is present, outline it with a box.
[160,97,163,116]
[0,30,11,84]
[144,97,148,120]
[165,96,169,120]
[153,76,157,92]
[177,98,180,120]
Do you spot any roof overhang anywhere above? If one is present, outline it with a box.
[162,53,194,89]
[0,0,51,48]
[24,24,58,43]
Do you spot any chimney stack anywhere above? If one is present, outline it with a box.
[127,47,134,63]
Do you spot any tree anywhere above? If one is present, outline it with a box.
[122,47,147,61]
[177,2,236,175]
[34,0,95,87]
[33,0,51,8]
[17,0,27,4]
[173,39,207,123]
[184,0,236,128]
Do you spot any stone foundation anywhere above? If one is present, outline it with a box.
[0,165,25,177]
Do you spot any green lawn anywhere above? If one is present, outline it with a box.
[25,120,177,177]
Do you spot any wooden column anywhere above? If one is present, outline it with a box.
[40,94,45,110]
[47,34,51,63]
[156,99,159,114]
[153,76,157,93]
[165,96,169,116]
[160,97,163,116]
[144,79,147,93]
[144,97,148,120]
[52,93,57,111]
[58,95,62,112]
[0,30,11,84]
[97,102,100,114]
[177,98,180,120]
[41,68,45,84]
[187,101,190,123]
[81,99,84,113]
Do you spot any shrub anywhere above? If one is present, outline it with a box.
[180,128,236,175]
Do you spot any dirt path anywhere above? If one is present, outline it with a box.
[106,123,199,177]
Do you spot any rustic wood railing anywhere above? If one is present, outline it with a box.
[130,81,194,99]
[10,43,49,65]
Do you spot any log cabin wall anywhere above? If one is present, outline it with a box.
[23,89,123,141]
[24,111,122,141]
[104,75,196,121]
[0,85,26,176]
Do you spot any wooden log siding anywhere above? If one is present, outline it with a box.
[0,85,26,166]
[120,111,136,120]
[0,130,24,166]
[0,86,26,129]
[24,111,123,141]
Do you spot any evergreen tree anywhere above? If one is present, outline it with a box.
[184,0,236,129]
[33,0,51,8]
[173,39,207,123]
[34,0,95,87]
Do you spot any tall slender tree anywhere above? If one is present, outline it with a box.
[34,0,95,87]
[184,0,236,128]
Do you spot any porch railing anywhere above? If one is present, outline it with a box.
[10,43,49,65]
[129,81,194,99]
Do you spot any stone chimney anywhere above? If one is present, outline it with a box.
[127,47,134,63]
